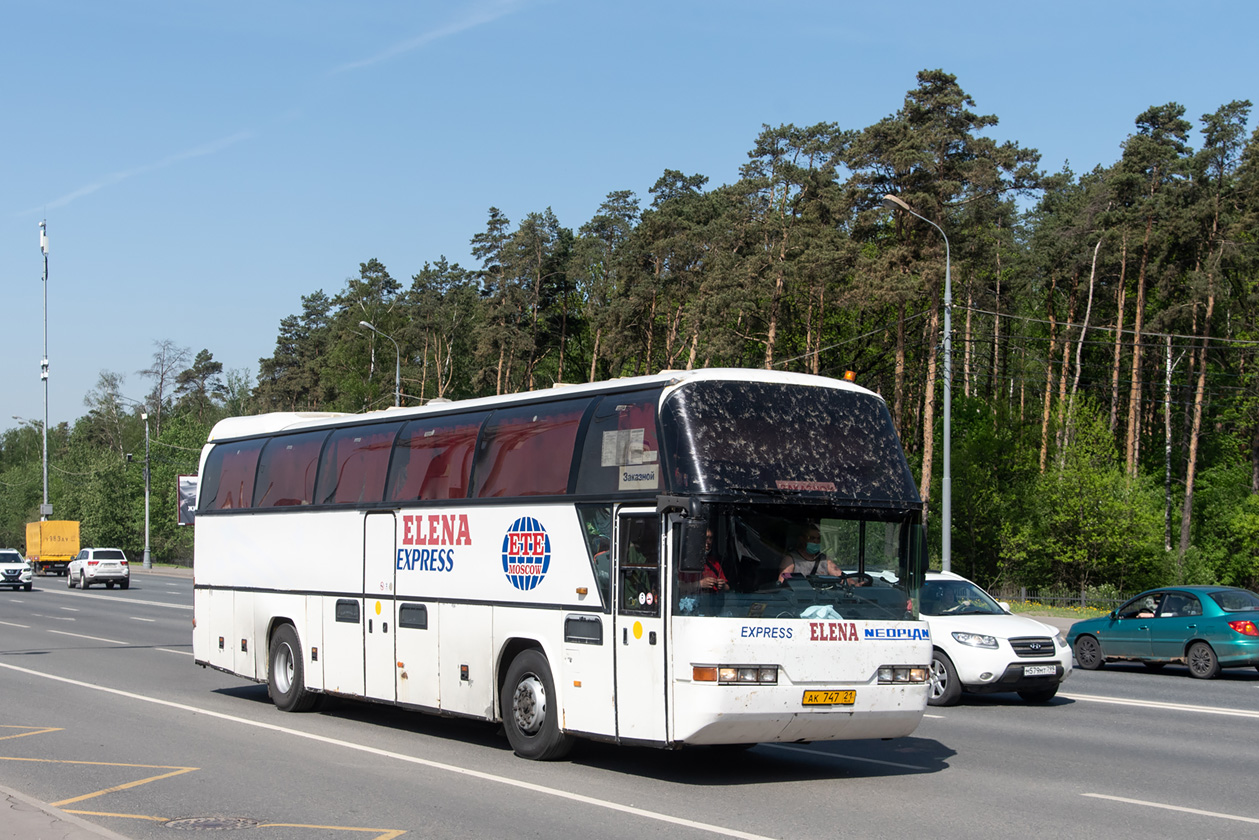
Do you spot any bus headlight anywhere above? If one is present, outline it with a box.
[878,665,929,684]
[693,666,778,685]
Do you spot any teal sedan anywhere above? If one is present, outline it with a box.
[1067,586,1259,679]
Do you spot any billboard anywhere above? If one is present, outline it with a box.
[178,475,198,526]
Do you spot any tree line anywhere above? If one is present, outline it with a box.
[3,69,1258,596]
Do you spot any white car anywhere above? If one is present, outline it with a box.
[1,549,33,591]
[920,571,1071,706]
[67,547,131,590]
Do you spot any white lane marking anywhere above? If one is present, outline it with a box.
[764,743,929,771]
[157,648,194,657]
[1062,692,1259,720]
[45,588,191,610]
[1,662,779,840]
[130,617,156,622]
[923,713,946,719]
[0,620,31,629]
[31,614,75,622]
[60,607,80,612]
[46,629,128,645]
[1084,793,1259,825]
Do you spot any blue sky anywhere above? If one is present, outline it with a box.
[3,0,1255,434]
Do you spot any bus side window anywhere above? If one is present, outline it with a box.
[315,423,402,505]
[253,431,328,508]
[472,400,589,498]
[577,505,613,609]
[200,439,264,511]
[385,415,486,502]
[573,391,662,496]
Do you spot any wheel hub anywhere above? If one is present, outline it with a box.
[512,675,546,735]
[274,644,294,694]
[929,660,947,697]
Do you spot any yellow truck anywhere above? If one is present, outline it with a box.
[25,520,80,576]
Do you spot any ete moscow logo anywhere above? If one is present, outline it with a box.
[502,516,551,591]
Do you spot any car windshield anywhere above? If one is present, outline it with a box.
[920,579,1005,616]
[1210,589,1259,612]
[0,552,24,564]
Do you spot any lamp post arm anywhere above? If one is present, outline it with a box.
[883,195,951,573]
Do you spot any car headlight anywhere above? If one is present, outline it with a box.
[1055,633,1068,648]
[951,631,998,649]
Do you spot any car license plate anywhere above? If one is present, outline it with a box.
[1024,665,1056,677]
[802,690,856,706]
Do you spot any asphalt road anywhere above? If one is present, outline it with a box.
[3,571,1259,840]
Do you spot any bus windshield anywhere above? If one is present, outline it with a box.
[673,505,921,621]
[661,379,917,502]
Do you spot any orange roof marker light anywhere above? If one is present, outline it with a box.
[842,370,857,382]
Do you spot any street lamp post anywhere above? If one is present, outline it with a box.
[142,411,151,569]
[359,321,401,407]
[39,221,51,521]
[118,397,152,569]
[882,194,951,573]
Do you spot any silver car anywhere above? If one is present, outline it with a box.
[1,549,33,591]
[68,547,131,590]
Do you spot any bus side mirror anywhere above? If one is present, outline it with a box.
[681,518,707,571]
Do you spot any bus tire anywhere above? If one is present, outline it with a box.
[268,624,318,712]
[502,649,573,760]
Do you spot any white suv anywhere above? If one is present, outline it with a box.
[1,549,33,591]
[68,548,131,590]
[920,571,1071,705]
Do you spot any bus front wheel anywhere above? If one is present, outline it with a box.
[502,650,573,760]
[268,624,318,712]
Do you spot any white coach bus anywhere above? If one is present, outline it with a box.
[192,368,931,759]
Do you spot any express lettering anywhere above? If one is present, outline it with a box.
[739,626,793,639]
[401,514,472,546]
[396,547,456,572]
[809,621,859,642]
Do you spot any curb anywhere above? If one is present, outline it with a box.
[0,781,133,840]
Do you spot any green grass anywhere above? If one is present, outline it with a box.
[1006,600,1109,619]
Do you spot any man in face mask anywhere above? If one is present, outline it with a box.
[779,522,843,581]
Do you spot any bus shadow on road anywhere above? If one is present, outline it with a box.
[208,686,955,781]
[567,737,954,784]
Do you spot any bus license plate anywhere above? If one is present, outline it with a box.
[1023,665,1056,677]
[802,690,856,706]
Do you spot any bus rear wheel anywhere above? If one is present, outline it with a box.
[502,650,573,760]
[268,624,318,712]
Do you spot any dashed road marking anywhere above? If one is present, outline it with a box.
[1084,792,1259,825]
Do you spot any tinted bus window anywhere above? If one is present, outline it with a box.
[253,431,329,507]
[386,413,487,501]
[472,399,591,497]
[314,423,402,505]
[574,390,662,495]
[660,381,918,502]
[200,438,265,511]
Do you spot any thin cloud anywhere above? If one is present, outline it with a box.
[28,131,253,213]
[330,0,525,74]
